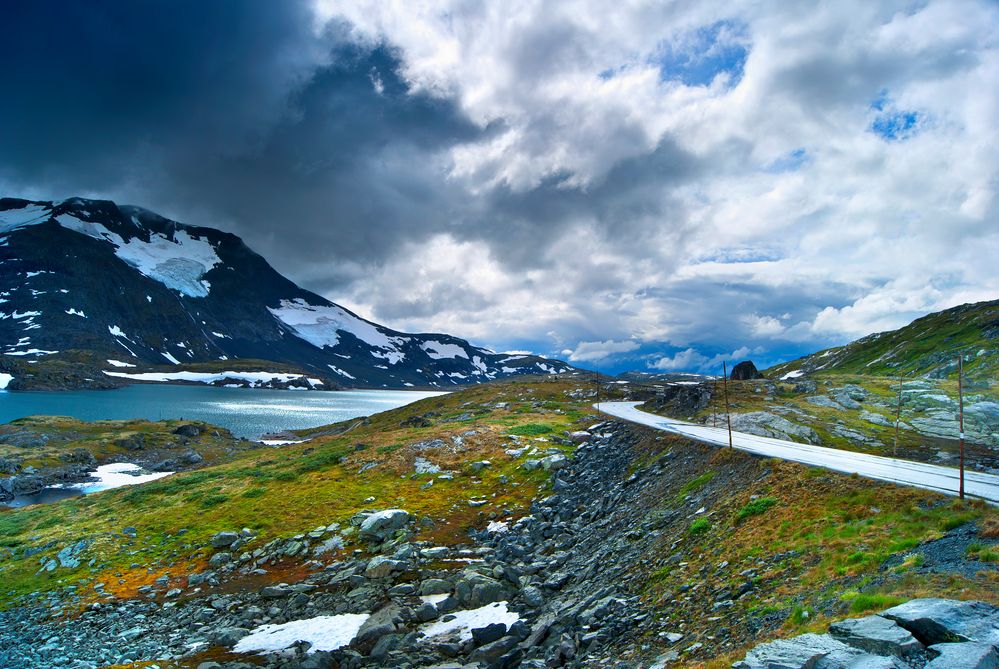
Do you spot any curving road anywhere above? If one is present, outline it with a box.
[597,401,999,504]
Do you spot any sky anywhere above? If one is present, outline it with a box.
[1,0,997,374]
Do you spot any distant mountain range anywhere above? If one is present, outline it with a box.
[0,197,576,390]
[766,299,998,382]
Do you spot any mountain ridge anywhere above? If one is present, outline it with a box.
[0,197,576,390]
[765,299,999,383]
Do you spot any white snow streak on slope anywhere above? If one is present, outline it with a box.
[0,204,51,232]
[327,364,356,380]
[234,614,369,654]
[161,351,181,365]
[106,359,136,368]
[56,213,220,297]
[114,230,219,297]
[780,370,805,380]
[64,463,172,494]
[0,373,13,389]
[419,602,520,641]
[269,299,407,352]
[597,401,999,504]
[103,370,323,387]
[420,340,469,360]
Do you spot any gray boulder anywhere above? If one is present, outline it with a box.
[210,531,240,549]
[926,642,999,668]
[828,615,923,657]
[728,412,819,443]
[881,598,999,646]
[353,604,403,650]
[541,454,568,471]
[472,622,507,646]
[364,556,402,579]
[455,572,507,607]
[420,579,452,596]
[358,509,410,542]
[470,636,519,665]
[210,627,249,647]
[732,633,865,669]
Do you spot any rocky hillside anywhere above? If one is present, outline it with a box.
[767,299,999,383]
[0,378,995,668]
[0,197,575,390]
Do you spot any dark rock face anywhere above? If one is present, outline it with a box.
[644,383,713,418]
[730,360,764,380]
[0,197,576,390]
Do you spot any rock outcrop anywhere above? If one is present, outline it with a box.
[730,361,764,381]
[735,598,999,669]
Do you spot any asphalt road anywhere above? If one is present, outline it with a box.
[597,401,999,504]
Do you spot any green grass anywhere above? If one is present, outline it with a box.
[735,497,778,523]
[677,471,716,499]
[842,592,906,613]
[689,518,711,535]
[0,376,596,604]
[506,423,554,436]
[966,543,999,563]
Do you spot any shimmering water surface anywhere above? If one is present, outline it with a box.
[0,384,446,439]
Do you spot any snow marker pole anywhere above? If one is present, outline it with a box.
[958,356,965,501]
[723,361,733,449]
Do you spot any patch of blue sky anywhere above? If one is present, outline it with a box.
[869,89,922,141]
[598,21,748,89]
[699,247,784,264]
[655,21,748,88]
[764,148,809,173]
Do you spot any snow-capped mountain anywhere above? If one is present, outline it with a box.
[0,197,576,390]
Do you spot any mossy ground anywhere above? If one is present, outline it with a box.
[0,377,607,605]
[1,375,996,669]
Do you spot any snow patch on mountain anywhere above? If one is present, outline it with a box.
[103,370,324,387]
[327,364,356,379]
[269,299,407,352]
[0,204,51,233]
[114,230,219,297]
[420,340,469,360]
[52,212,221,297]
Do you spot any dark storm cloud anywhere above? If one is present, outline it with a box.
[0,0,706,290]
[0,1,485,279]
[0,0,318,182]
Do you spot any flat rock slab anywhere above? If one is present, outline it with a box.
[828,614,923,657]
[732,632,879,669]
[926,642,999,669]
[881,598,999,646]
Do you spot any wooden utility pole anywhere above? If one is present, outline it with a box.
[722,361,733,449]
[894,371,903,458]
[958,356,965,500]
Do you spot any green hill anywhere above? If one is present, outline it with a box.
[767,299,999,383]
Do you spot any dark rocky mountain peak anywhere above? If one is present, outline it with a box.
[0,197,578,390]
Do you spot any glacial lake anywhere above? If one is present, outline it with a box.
[0,384,446,440]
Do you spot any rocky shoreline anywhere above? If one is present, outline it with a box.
[0,421,243,503]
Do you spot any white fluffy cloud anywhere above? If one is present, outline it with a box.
[568,339,641,363]
[311,0,997,371]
